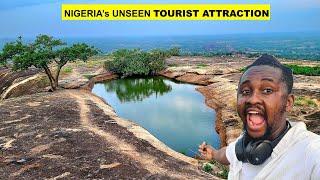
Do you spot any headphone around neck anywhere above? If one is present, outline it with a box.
[235,121,291,165]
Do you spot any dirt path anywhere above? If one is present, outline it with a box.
[70,92,176,176]
[69,91,217,179]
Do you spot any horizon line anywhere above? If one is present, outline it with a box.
[0,30,320,39]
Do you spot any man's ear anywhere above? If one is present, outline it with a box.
[286,94,294,112]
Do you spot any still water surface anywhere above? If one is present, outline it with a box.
[92,77,220,157]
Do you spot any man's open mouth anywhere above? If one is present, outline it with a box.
[246,110,266,131]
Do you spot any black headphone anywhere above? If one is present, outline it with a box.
[235,121,291,165]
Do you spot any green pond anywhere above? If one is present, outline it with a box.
[92,76,220,157]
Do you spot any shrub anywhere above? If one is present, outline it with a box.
[240,64,320,75]
[284,64,320,76]
[239,67,247,72]
[210,160,229,179]
[149,47,180,58]
[62,66,73,74]
[203,163,213,172]
[167,47,181,56]
[197,63,209,68]
[295,96,318,108]
[83,74,95,79]
[105,49,167,76]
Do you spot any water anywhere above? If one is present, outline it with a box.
[1,32,320,60]
[92,77,220,157]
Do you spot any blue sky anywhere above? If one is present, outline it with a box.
[0,0,319,37]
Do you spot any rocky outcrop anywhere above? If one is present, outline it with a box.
[81,72,118,91]
[160,68,243,146]
[0,90,216,179]
[1,74,50,100]
[0,68,40,96]
[0,67,117,99]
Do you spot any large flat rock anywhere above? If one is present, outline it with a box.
[0,90,216,179]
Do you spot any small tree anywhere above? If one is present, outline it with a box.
[167,47,180,56]
[0,36,26,67]
[0,35,99,90]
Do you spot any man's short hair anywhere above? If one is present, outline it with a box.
[244,54,293,94]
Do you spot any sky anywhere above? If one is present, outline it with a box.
[0,0,319,38]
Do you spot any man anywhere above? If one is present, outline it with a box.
[199,54,320,179]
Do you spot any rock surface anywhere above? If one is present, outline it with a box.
[0,68,45,99]
[0,90,215,179]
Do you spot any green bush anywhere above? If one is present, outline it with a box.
[62,66,73,73]
[240,64,320,75]
[167,47,181,56]
[203,163,213,173]
[239,67,247,72]
[295,96,318,107]
[210,160,229,179]
[197,63,209,68]
[284,64,320,76]
[149,47,180,58]
[105,49,168,76]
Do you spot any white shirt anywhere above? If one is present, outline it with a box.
[238,156,272,179]
[226,122,320,180]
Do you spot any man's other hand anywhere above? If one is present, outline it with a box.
[198,141,216,160]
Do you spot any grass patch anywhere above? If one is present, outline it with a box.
[75,55,109,68]
[284,64,320,76]
[202,161,228,179]
[83,74,96,80]
[239,64,320,76]
[239,67,247,72]
[295,96,318,108]
[197,63,209,68]
[210,160,229,179]
[87,60,105,68]
[76,60,105,68]
[203,163,213,172]
[62,66,73,74]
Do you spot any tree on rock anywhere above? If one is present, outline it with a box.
[0,35,99,90]
[0,36,26,67]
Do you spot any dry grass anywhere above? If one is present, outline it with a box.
[295,96,318,108]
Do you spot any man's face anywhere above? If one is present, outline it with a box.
[237,65,293,140]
